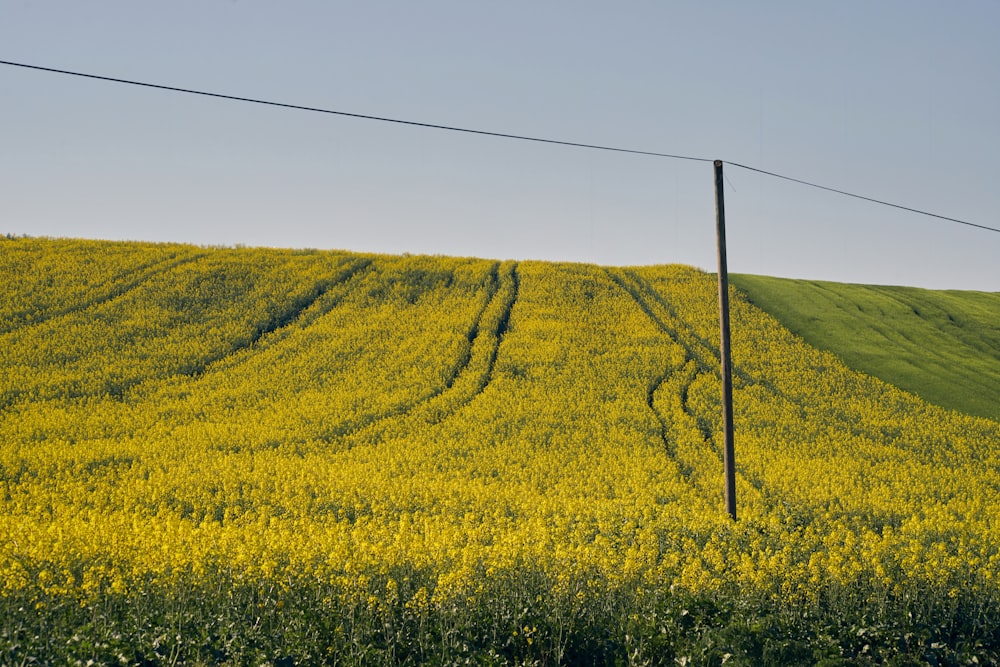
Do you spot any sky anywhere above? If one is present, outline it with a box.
[2,1,999,291]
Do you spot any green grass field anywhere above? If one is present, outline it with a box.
[731,274,1000,423]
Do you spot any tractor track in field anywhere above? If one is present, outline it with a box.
[604,269,716,432]
[0,250,208,336]
[177,257,375,380]
[442,263,504,393]
[481,262,519,392]
[606,268,772,501]
[440,260,518,402]
[420,261,519,423]
[619,270,719,369]
[95,258,376,403]
[604,269,706,478]
[325,261,519,444]
[642,366,694,480]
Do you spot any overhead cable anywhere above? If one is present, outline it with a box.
[2,58,996,234]
[0,59,713,164]
[726,161,1000,234]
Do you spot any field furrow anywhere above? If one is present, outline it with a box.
[268,257,500,445]
[0,249,356,406]
[176,256,375,380]
[0,249,208,337]
[0,238,199,333]
[349,261,520,443]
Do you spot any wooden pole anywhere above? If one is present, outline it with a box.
[714,160,737,521]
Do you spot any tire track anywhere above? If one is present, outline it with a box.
[331,261,518,444]
[93,258,376,405]
[617,269,718,371]
[604,269,709,481]
[0,250,208,336]
[605,268,769,503]
[644,365,694,480]
[413,260,519,424]
[442,262,503,392]
[178,257,374,379]
[480,262,519,392]
[317,262,505,442]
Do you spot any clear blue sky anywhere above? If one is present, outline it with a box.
[3,1,998,290]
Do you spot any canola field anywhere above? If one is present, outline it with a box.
[2,235,1000,665]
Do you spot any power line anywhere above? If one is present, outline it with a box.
[0,59,713,164]
[727,161,1000,235]
[2,58,997,235]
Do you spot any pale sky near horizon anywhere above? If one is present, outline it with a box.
[2,1,998,290]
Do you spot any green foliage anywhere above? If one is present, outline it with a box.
[4,570,998,665]
[732,273,1000,422]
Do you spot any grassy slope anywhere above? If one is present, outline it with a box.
[731,273,1000,422]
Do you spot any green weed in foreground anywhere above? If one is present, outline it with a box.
[4,566,999,665]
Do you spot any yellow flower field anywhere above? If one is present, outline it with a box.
[2,235,998,664]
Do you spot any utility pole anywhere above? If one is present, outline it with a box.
[714,160,737,521]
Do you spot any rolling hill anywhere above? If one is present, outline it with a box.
[731,274,1000,422]
[2,235,999,664]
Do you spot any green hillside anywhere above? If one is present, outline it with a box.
[731,274,1000,422]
